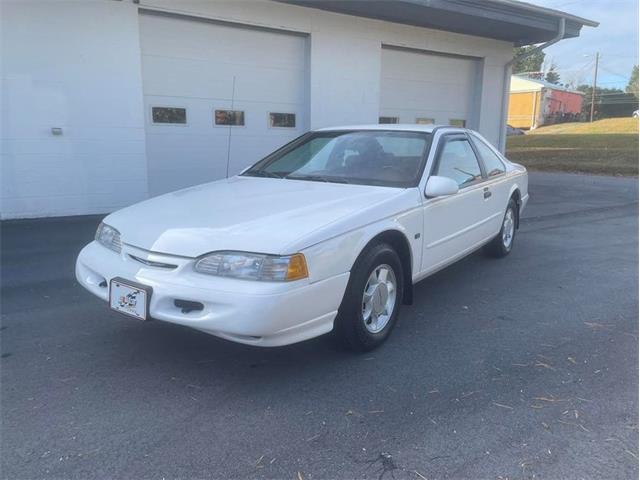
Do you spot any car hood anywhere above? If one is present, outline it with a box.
[105,176,404,257]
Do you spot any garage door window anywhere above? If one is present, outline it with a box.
[379,117,399,124]
[434,137,482,188]
[269,113,296,128]
[416,118,434,125]
[215,110,245,126]
[449,119,466,127]
[152,107,187,125]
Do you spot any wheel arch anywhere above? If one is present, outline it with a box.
[508,185,522,229]
[354,229,414,305]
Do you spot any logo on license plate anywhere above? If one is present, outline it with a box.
[118,289,140,309]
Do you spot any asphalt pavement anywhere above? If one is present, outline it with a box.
[1,172,638,479]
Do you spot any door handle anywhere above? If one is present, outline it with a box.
[483,187,492,199]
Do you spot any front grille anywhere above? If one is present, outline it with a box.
[128,254,177,270]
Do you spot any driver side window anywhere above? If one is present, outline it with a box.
[434,137,482,188]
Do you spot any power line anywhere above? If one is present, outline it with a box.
[601,53,639,59]
[598,65,631,79]
[597,80,630,85]
[517,63,594,75]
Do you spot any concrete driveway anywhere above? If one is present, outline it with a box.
[1,172,638,479]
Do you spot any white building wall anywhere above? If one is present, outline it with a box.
[478,59,509,147]
[1,0,149,219]
[1,0,513,219]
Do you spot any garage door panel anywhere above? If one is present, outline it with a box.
[146,154,228,193]
[381,80,470,113]
[144,96,230,133]
[382,49,475,81]
[144,98,305,137]
[224,100,304,131]
[380,47,479,127]
[382,76,473,91]
[141,56,234,99]
[146,135,228,171]
[148,167,223,196]
[142,56,305,104]
[227,133,298,176]
[233,67,306,104]
[139,12,308,196]
[140,15,306,70]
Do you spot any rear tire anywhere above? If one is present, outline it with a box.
[485,198,518,258]
[334,243,404,352]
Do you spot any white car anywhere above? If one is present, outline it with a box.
[76,125,528,351]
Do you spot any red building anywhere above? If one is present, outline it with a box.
[508,75,584,129]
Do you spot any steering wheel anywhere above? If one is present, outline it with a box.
[381,164,405,177]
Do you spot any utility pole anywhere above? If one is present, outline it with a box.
[590,52,599,122]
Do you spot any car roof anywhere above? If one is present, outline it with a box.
[314,124,444,133]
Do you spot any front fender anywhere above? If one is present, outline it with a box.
[301,210,422,285]
[507,171,529,226]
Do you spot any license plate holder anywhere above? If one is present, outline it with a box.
[109,277,152,321]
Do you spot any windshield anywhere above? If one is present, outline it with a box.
[243,130,433,187]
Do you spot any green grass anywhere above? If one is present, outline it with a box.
[527,117,638,135]
[506,118,639,176]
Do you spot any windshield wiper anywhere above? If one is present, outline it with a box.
[243,170,283,179]
[286,174,350,184]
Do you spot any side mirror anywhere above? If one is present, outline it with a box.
[425,176,459,197]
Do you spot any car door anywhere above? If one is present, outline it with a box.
[420,133,491,275]
[468,132,511,234]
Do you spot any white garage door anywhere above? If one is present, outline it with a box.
[380,47,480,128]
[139,12,309,196]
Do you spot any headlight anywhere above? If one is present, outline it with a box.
[194,251,308,282]
[95,222,122,253]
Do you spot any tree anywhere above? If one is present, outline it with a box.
[626,65,639,99]
[545,65,561,85]
[512,46,545,76]
[577,85,638,119]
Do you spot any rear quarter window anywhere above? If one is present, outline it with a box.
[471,135,506,177]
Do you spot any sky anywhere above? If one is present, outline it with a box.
[527,0,639,90]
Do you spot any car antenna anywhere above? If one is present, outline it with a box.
[225,75,236,179]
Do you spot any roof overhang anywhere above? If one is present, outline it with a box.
[511,75,586,95]
[275,0,598,46]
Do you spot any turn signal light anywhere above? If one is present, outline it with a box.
[286,253,309,281]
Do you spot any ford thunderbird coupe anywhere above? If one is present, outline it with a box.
[76,125,528,351]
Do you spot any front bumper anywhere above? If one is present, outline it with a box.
[76,241,349,346]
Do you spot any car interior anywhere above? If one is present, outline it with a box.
[323,135,425,183]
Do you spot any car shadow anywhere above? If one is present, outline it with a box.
[92,248,498,388]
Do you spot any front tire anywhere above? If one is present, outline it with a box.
[334,243,404,352]
[485,198,518,258]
